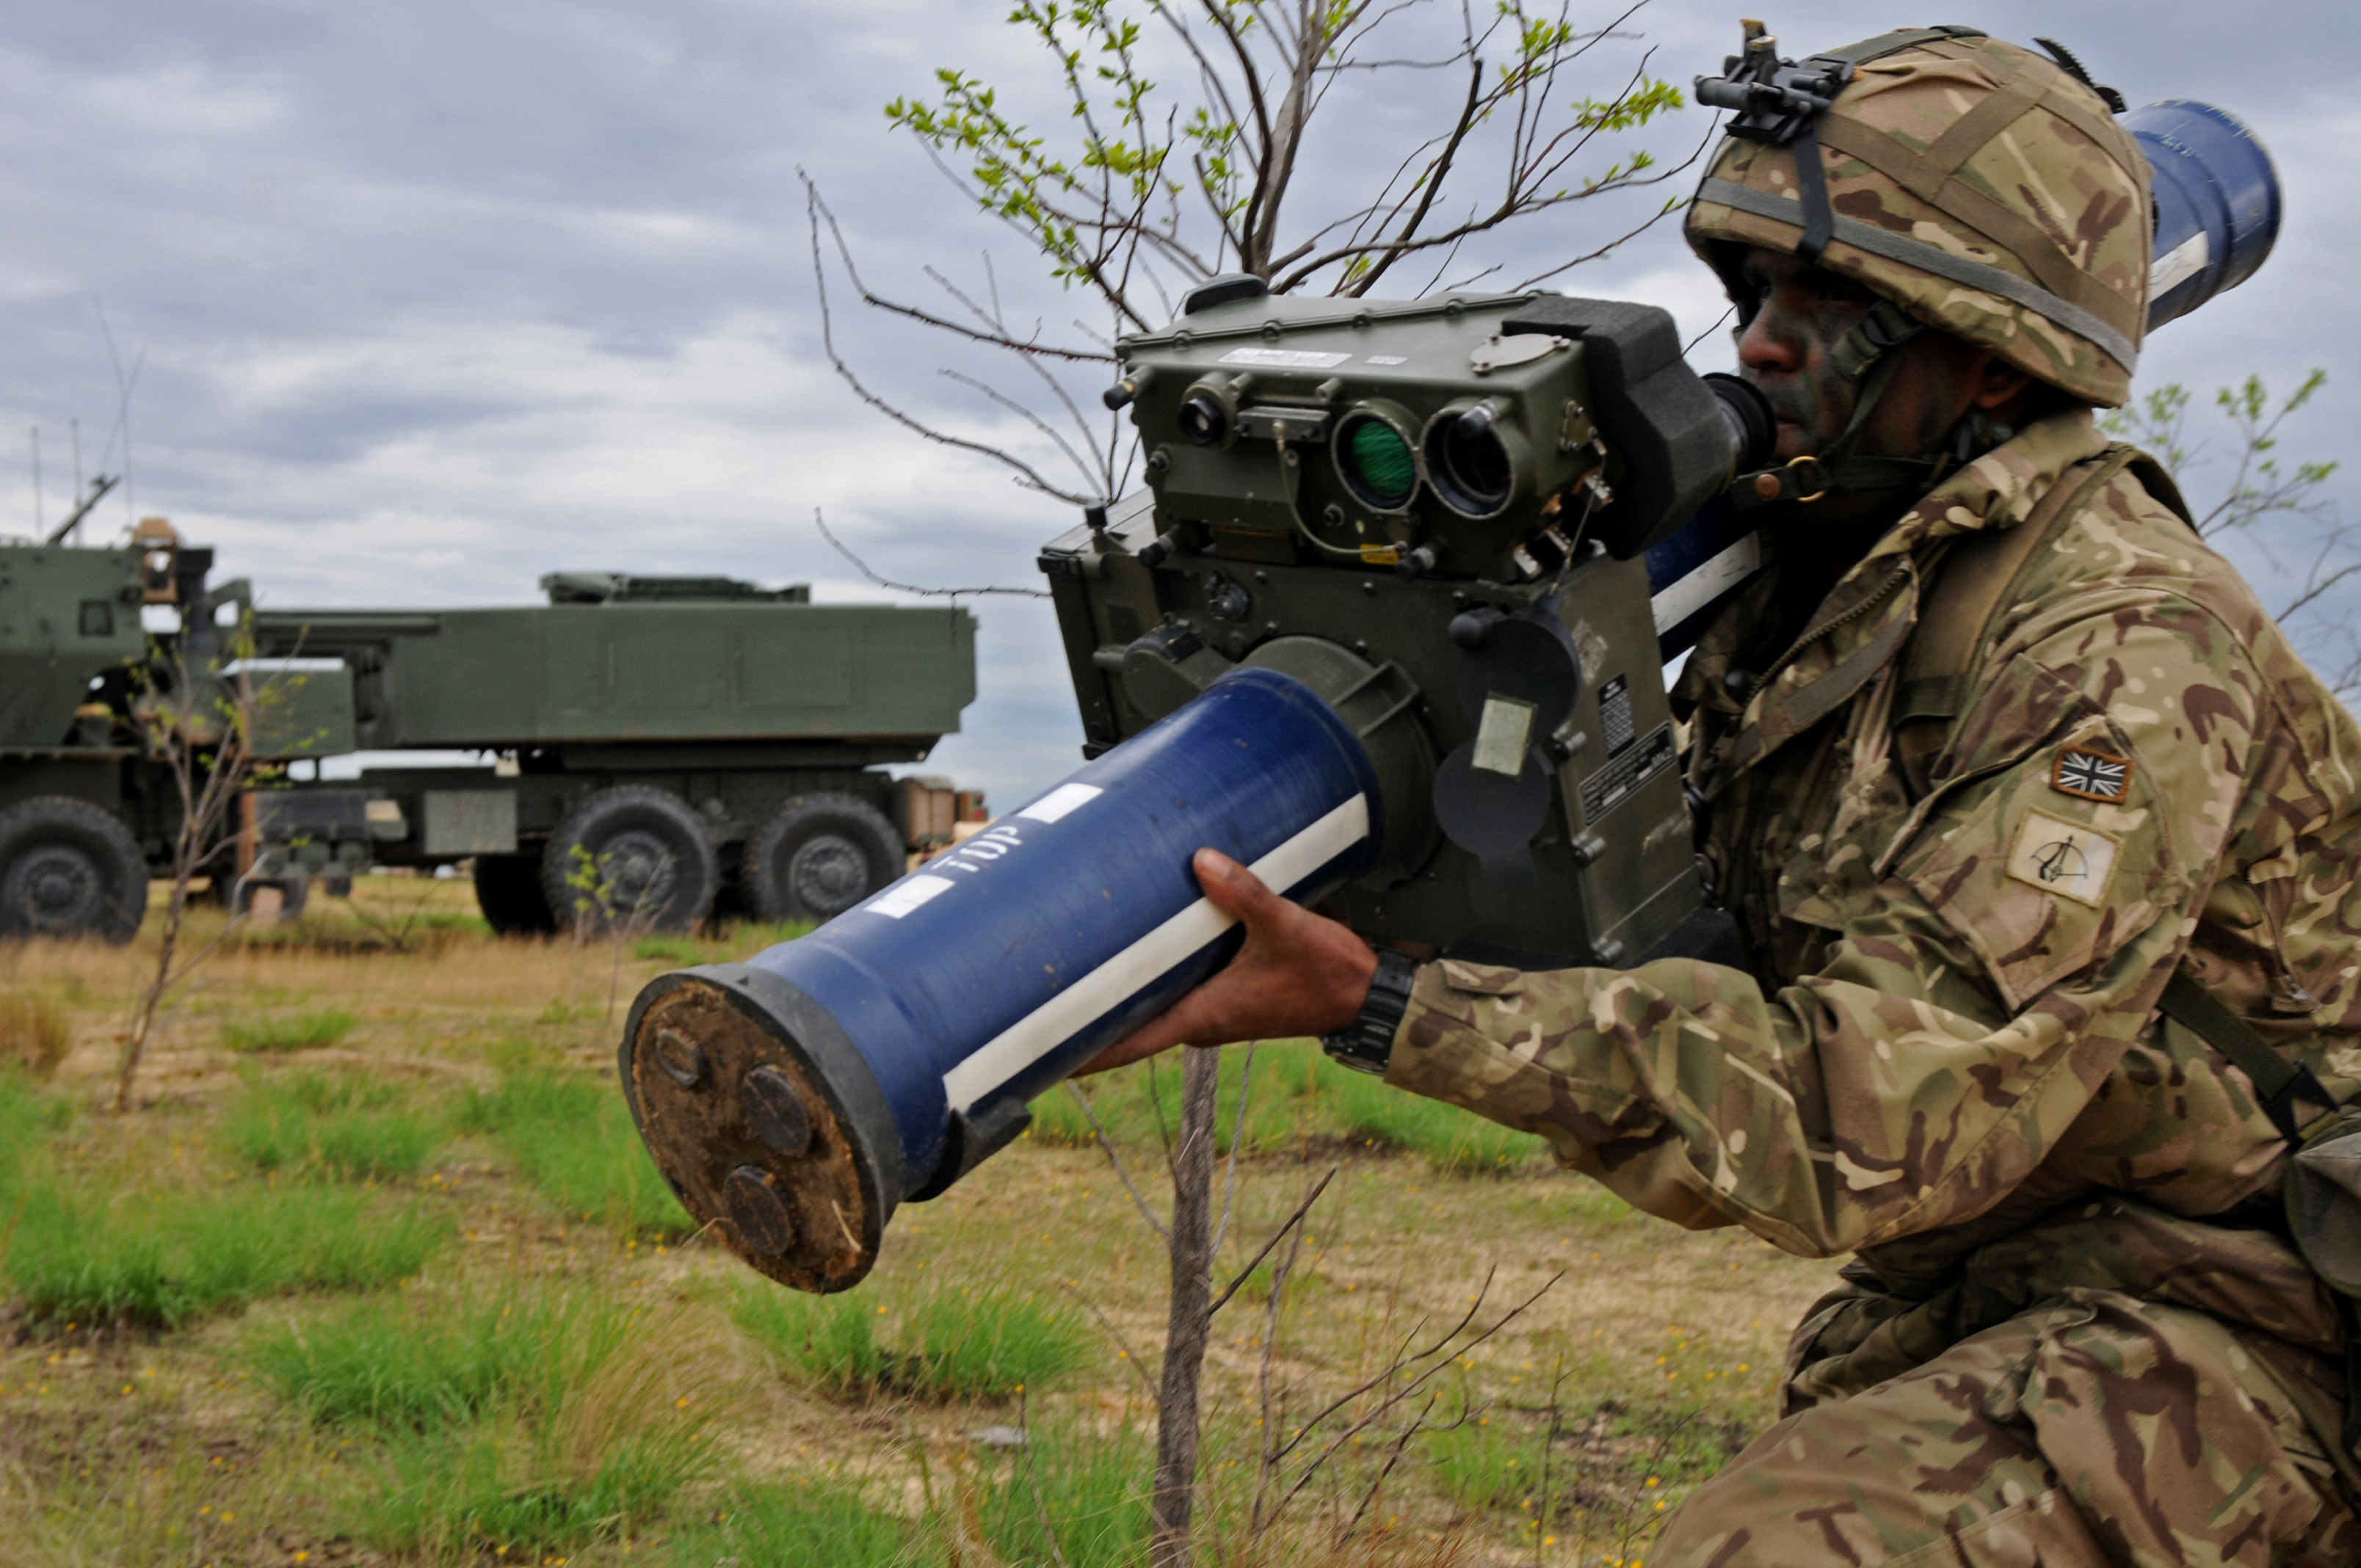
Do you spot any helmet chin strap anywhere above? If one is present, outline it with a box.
[1727,297,2009,512]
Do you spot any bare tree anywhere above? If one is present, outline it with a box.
[818,3,1691,1556]
[114,617,302,1111]
[1150,1046,1220,1564]
[2103,371,2354,695]
[813,0,1701,514]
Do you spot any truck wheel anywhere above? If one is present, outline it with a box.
[0,796,149,944]
[474,854,558,934]
[749,794,902,925]
[542,787,718,935]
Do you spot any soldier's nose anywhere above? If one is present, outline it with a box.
[1737,308,1804,377]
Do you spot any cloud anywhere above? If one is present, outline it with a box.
[1,1,2354,812]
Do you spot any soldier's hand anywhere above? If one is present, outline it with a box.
[1075,848,1379,1075]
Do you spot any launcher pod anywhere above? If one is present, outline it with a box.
[623,660,1428,1290]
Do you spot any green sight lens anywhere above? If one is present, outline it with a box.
[1338,415,1417,509]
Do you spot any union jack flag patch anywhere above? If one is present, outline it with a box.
[2050,746,2133,803]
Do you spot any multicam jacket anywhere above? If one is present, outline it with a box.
[1387,409,2361,1431]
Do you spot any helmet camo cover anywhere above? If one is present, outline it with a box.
[1686,28,2150,407]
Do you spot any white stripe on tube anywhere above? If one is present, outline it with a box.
[1650,532,1763,635]
[940,794,1370,1112]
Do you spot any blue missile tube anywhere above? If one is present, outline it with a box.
[621,667,1381,1291]
[2128,101,2280,331]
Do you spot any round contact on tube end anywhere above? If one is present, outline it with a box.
[619,964,903,1293]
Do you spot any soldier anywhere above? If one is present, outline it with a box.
[1084,25,2361,1564]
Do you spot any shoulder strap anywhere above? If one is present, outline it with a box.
[1890,447,2135,788]
[2124,449,2197,530]
[2159,972,2336,1144]
[1900,442,2197,725]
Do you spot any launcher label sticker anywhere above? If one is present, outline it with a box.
[2050,745,2133,802]
[1218,346,1352,369]
[2005,809,2120,908]
[1578,722,1676,823]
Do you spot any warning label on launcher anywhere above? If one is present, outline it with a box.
[1578,722,1676,822]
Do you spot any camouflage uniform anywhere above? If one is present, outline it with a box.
[1384,30,2361,1564]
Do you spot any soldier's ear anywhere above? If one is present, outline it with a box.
[1970,354,2035,413]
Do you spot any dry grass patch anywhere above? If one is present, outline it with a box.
[0,1408,352,1568]
[0,991,73,1079]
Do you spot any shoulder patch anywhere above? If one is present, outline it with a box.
[2006,809,2120,907]
[2050,744,2133,802]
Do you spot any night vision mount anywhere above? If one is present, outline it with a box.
[1691,21,1991,262]
[1691,19,1860,145]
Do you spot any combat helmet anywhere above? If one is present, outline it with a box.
[1686,24,2150,500]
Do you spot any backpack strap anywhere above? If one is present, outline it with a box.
[1890,446,2139,794]
[2158,971,2337,1145]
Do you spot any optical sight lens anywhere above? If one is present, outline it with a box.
[1337,415,1417,509]
[1426,404,1514,516]
[1178,391,1228,446]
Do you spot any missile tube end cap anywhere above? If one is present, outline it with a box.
[620,963,904,1293]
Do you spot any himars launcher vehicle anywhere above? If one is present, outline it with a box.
[0,518,983,942]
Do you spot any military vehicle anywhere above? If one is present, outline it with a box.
[0,520,982,941]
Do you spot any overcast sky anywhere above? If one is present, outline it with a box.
[3,1,2354,810]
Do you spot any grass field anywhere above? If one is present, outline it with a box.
[0,875,1839,1567]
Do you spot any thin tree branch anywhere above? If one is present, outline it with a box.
[813,509,1051,600]
[1209,1164,1335,1317]
[1274,1270,1563,1514]
[802,172,1111,363]
[1210,1039,1257,1259]
[1060,1280,1164,1408]
[1065,1076,1172,1240]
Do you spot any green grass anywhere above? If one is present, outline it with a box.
[1031,1039,1549,1175]
[733,1278,1089,1401]
[1324,1067,1547,1175]
[630,934,708,966]
[360,1407,711,1561]
[1427,1413,1556,1511]
[244,1288,584,1431]
[1028,1040,1323,1154]
[730,1285,893,1398]
[667,1477,913,1568]
[458,1065,694,1237]
[4,1182,449,1329]
[252,1282,739,1560]
[0,1071,68,1184]
[221,1006,359,1053]
[632,920,814,967]
[661,1423,1147,1568]
[220,1070,441,1181]
[900,1282,1089,1400]
[969,1418,1153,1568]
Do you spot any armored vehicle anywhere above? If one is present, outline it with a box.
[0,523,982,941]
